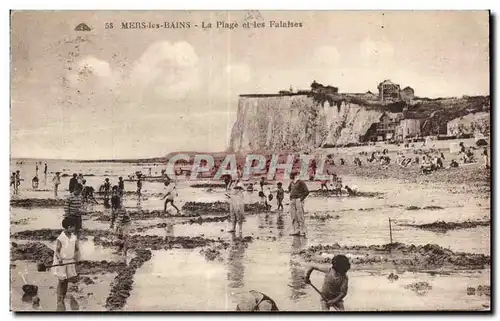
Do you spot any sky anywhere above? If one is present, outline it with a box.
[11,11,490,159]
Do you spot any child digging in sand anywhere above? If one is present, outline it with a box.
[53,217,81,311]
[304,254,351,311]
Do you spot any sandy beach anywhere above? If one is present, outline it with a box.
[9,140,491,311]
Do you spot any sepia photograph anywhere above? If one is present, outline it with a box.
[9,10,491,312]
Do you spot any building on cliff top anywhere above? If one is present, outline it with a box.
[400,86,415,103]
[310,80,339,95]
[378,79,401,102]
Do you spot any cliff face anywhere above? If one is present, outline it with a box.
[229,95,383,153]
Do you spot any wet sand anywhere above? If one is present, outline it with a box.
[9,159,490,311]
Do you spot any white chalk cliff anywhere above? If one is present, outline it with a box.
[229,95,383,153]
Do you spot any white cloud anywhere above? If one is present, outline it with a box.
[313,46,341,66]
[225,63,252,84]
[209,62,253,100]
[65,41,201,104]
[129,41,201,100]
[359,38,395,63]
[67,56,117,89]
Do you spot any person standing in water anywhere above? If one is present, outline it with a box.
[136,175,143,205]
[117,177,125,199]
[52,172,61,198]
[276,182,285,211]
[259,176,265,191]
[101,178,111,205]
[288,172,309,237]
[64,184,83,237]
[14,170,22,195]
[110,195,131,256]
[53,217,81,311]
[10,172,16,194]
[162,181,180,215]
[226,182,245,235]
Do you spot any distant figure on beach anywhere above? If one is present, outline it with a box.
[44,163,47,176]
[259,177,265,191]
[162,181,180,215]
[35,164,39,176]
[288,172,309,237]
[136,175,143,204]
[148,168,152,177]
[320,174,334,191]
[368,152,376,163]
[10,172,16,193]
[459,142,466,155]
[52,172,61,198]
[483,148,489,169]
[340,158,345,166]
[100,178,111,203]
[344,185,358,197]
[276,182,285,211]
[436,156,444,169]
[334,177,343,195]
[15,170,23,194]
[325,155,335,171]
[32,175,39,190]
[81,180,98,211]
[118,177,125,198]
[69,174,78,194]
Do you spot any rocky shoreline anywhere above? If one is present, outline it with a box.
[399,220,490,232]
[105,249,152,311]
[299,242,490,271]
[10,198,66,208]
[181,201,268,214]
